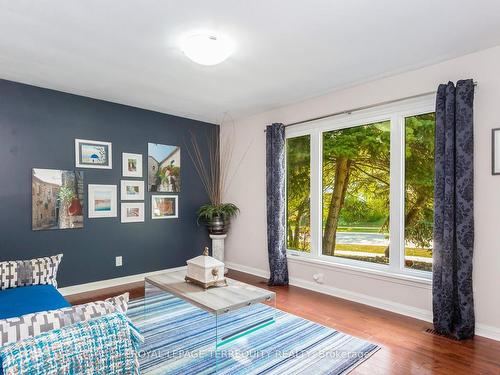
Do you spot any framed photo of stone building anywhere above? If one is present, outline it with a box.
[75,139,112,169]
[32,168,84,231]
[148,143,180,192]
[151,195,178,219]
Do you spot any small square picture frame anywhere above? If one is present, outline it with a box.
[121,202,145,223]
[75,139,112,169]
[120,180,145,201]
[151,195,178,219]
[492,128,500,175]
[88,184,117,218]
[122,152,143,178]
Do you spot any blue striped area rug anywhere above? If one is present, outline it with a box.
[127,294,379,374]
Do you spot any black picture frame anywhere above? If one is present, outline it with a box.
[492,128,500,175]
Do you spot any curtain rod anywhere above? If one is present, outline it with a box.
[264,81,477,131]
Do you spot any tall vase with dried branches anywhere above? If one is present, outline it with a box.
[187,118,248,236]
[187,117,249,250]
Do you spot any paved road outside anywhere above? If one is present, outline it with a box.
[337,232,388,245]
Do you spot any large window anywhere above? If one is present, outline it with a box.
[286,98,435,278]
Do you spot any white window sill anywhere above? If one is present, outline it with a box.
[286,252,432,290]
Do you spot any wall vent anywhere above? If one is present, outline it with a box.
[424,328,460,341]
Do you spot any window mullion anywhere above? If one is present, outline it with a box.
[389,114,403,272]
[309,130,321,258]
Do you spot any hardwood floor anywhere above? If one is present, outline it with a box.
[67,270,500,375]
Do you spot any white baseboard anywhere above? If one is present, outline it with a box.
[289,275,433,322]
[225,261,500,341]
[476,323,500,341]
[58,266,187,296]
[226,261,270,279]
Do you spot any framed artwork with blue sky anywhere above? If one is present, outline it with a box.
[75,138,112,169]
[148,143,181,192]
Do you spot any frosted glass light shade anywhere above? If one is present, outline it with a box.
[180,33,234,66]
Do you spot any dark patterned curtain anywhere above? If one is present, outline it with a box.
[266,123,289,286]
[433,79,475,340]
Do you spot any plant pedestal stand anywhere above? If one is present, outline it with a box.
[210,234,228,274]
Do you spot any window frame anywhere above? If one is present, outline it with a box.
[285,95,435,281]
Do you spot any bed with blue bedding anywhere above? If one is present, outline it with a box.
[0,255,142,374]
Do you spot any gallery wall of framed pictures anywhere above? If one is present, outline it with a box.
[32,138,181,230]
[2,79,217,286]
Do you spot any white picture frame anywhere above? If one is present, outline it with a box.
[75,139,112,169]
[88,184,117,218]
[151,195,178,219]
[120,180,144,201]
[121,202,145,223]
[122,152,143,177]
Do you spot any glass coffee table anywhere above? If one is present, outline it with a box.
[143,270,276,373]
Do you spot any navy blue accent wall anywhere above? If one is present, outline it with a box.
[0,79,215,287]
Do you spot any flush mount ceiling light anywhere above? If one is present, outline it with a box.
[180,33,235,66]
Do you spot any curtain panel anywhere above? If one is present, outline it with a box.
[433,79,475,340]
[266,123,289,286]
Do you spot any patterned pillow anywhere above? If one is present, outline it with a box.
[0,296,129,347]
[105,292,130,313]
[0,254,63,290]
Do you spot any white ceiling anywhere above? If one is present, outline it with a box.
[1,1,500,124]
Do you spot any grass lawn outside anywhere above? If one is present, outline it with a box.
[335,243,432,258]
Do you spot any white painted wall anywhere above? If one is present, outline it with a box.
[222,45,500,340]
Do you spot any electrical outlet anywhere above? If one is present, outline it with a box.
[115,256,123,267]
[313,273,324,284]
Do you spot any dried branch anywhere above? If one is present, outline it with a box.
[186,113,251,205]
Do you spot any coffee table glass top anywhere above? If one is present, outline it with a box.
[145,270,275,314]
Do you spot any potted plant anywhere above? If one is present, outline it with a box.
[57,185,75,212]
[197,203,239,235]
[155,163,181,192]
[56,185,75,228]
[57,178,82,217]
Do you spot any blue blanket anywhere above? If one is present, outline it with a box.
[0,285,70,319]
[0,312,143,375]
